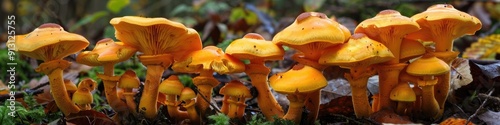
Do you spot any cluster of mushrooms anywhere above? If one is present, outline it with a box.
[8,4,482,124]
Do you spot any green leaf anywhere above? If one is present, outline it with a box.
[107,0,130,14]
[69,11,109,32]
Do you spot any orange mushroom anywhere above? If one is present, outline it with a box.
[320,33,394,118]
[110,16,202,119]
[225,33,285,120]
[390,82,416,115]
[269,64,327,124]
[219,80,252,119]
[273,12,348,122]
[407,4,482,113]
[10,23,89,116]
[406,53,450,119]
[179,87,199,124]
[172,46,245,115]
[354,10,420,111]
[158,75,184,120]
[118,70,140,115]
[72,78,97,110]
[76,38,137,115]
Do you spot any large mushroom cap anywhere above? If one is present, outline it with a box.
[226,33,284,61]
[110,16,202,58]
[273,12,347,52]
[14,23,89,61]
[219,80,252,98]
[172,46,245,74]
[269,64,327,94]
[76,38,137,66]
[406,54,450,76]
[118,70,140,89]
[319,33,394,67]
[158,75,184,95]
[390,83,416,102]
[354,10,420,40]
[411,4,481,36]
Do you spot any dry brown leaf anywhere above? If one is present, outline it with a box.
[450,58,473,90]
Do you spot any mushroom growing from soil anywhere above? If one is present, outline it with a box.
[76,38,137,116]
[269,64,327,124]
[407,4,482,116]
[110,16,202,119]
[354,10,420,111]
[219,80,252,119]
[72,78,97,110]
[10,23,89,116]
[272,12,348,122]
[319,33,394,118]
[158,75,184,120]
[406,53,450,119]
[225,33,285,120]
[172,46,245,116]
[179,87,199,124]
[390,82,416,115]
[118,70,140,115]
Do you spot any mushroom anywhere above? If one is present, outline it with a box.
[225,33,285,120]
[118,70,140,115]
[354,10,420,111]
[64,79,78,97]
[399,38,426,63]
[273,12,348,122]
[10,23,89,115]
[179,87,199,124]
[407,4,482,113]
[110,16,202,119]
[76,38,137,115]
[158,75,184,120]
[371,94,379,112]
[72,78,97,110]
[269,64,328,124]
[219,80,252,119]
[319,33,394,118]
[172,46,245,115]
[390,82,416,115]
[406,53,450,119]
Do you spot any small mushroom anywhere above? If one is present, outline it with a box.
[390,82,416,115]
[72,78,96,110]
[158,75,184,120]
[269,64,327,124]
[118,70,140,115]
[219,80,252,119]
[179,87,199,124]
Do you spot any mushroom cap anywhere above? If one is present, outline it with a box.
[73,78,96,104]
[269,64,327,94]
[406,54,450,76]
[14,23,89,61]
[399,38,426,62]
[158,75,184,95]
[172,46,245,74]
[273,12,347,52]
[319,33,394,67]
[219,80,252,98]
[412,4,481,36]
[118,70,140,89]
[179,87,196,101]
[77,78,97,91]
[390,83,416,102]
[64,79,78,93]
[225,33,285,61]
[76,38,137,66]
[110,16,202,59]
[354,10,420,42]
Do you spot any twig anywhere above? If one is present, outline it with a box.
[31,82,49,90]
[466,89,495,125]
[193,87,221,113]
[451,102,468,118]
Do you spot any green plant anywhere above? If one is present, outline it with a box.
[208,113,230,125]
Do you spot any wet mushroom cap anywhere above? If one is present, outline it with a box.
[273,12,346,47]
[110,16,202,57]
[390,83,416,102]
[76,38,137,66]
[269,64,327,94]
[319,33,394,67]
[14,23,89,61]
[406,54,450,76]
[225,33,285,61]
[158,75,184,95]
[219,80,252,98]
[172,46,245,74]
[118,70,140,89]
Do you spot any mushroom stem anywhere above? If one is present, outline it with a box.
[292,57,326,123]
[138,64,164,119]
[371,94,379,112]
[122,92,137,115]
[419,77,440,118]
[396,102,411,115]
[433,51,459,117]
[102,63,129,114]
[283,93,307,124]
[192,70,219,116]
[227,97,239,118]
[237,98,247,118]
[374,63,407,111]
[184,99,199,124]
[245,63,284,120]
[166,94,179,119]
[38,60,80,116]
[345,67,375,118]
[220,95,229,114]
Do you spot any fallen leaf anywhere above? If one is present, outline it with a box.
[469,59,500,79]
[478,110,500,125]
[321,78,351,104]
[66,110,115,125]
[450,58,473,90]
